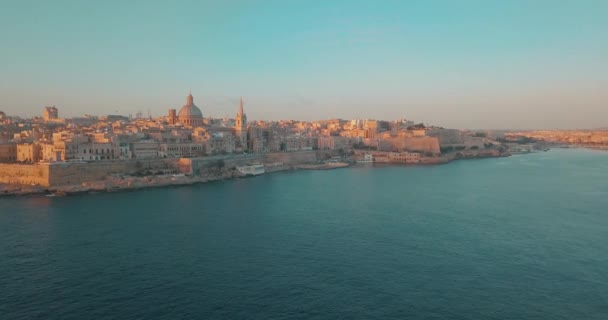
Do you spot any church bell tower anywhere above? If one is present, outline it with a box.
[235,97,247,149]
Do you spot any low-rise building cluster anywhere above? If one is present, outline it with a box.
[0,93,498,164]
[507,130,608,145]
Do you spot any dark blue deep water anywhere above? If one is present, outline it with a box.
[1,149,608,319]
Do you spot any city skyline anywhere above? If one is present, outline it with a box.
[1,0,607,129]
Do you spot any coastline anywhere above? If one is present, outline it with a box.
[0,150,509,198]
[0,164,318,198]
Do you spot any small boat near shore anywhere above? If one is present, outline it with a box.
[46,191,67,197]
[236,164,265,176]
[356,154,374,163]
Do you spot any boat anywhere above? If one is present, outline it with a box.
[236,164,265,176]
[357,153,374,163]
[45,191,67,197]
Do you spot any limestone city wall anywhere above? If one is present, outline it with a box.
[0,163,50,186]
[400,137,441,154]
[47,159,179,186]
[182,150,338,175]
[1,150,340,187]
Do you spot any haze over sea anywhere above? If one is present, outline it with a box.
[1,149,607,319]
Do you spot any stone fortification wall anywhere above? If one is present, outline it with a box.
[48,159,179,186]
[427,129,485,149]
[427,129,464,146]
[1,150,340,187]
[179,154,263,175]
[0,164,50,186]
[264,150,319,165]
[182,150,338,176]
[461,136,486,149]
[400,137,441,155]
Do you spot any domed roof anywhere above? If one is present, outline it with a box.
[178,93,203,118]
[178,104,203,118]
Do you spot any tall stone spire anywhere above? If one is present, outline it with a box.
[235,96,247,149]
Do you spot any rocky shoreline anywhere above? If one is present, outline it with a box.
[0,167,263,198]
[0,151,507,198]
[0,163,329,198]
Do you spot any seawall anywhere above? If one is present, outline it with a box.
[0,159,178,187]
[179,150,335,175]
[0,164,50,186]
[0,150,337,188]
[47,159,179,186]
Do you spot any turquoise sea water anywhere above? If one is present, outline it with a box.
[1,149,607,319]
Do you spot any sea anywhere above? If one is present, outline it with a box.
[1,148,607,319]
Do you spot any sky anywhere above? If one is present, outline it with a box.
[0,0,607,129]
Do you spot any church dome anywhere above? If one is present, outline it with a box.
[177,93,204,126]
[178,104,203,118]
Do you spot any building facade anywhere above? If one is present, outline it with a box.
[43,106,59,121]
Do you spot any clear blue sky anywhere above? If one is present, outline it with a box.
[1,0,607,129]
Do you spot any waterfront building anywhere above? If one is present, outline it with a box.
[53,140,81,161]
[129,140,160,159]
[247,126,271,153]
[75,142,116,161]
[318,136,357,150]
[206,131,236,155]
[159,142,205,158]
[17,143,40,163]
[388,152,422,163]
[0,142,17,163]
[282,136,315,151]
[39,143,61,162]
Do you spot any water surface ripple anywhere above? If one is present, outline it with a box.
[1,149,607,319]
